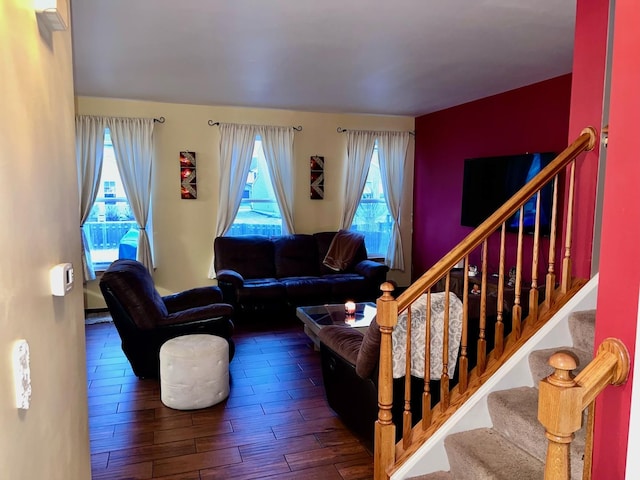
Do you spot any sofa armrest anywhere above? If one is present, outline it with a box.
[216,269,245,305]
[354,259,389,280]
[162,286,224,313]
[157,303,234,328]
[216,269,245,288]
[318,325,364,366]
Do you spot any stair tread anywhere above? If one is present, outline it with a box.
[488,386,586,473]
[445,428,544,480]
[569,309,596,352]
[529,346,593,384]
[407,471,453,480]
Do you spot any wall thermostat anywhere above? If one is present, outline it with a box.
[50,263,74,296]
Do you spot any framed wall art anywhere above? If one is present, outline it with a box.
[180,151,197,199]
[310,155,324,199]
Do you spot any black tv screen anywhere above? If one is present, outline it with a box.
[460,152,556,235]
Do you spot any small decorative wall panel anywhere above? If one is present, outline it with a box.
[180,151,197,199]
[310,155,324,199]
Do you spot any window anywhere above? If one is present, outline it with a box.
[351,143,392,257]
[229,137,282,236]
[83,129,138,271]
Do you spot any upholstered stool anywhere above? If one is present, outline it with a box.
[159,334,229,410]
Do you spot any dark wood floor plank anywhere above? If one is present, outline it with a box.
[86,321,373,480]
[195,430,276,453]
[108,439,196,468]
[152,447,241,477]
[92,460,153,479]
[285,443,371,471]
[199,456,291,480]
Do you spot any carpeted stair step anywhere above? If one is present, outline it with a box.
[528,346,593,384]
[568,309,596,353]
[488,387,586,479]
[444,428,544,479]
[406,470,453,480]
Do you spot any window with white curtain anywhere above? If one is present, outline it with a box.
[350,142,392,257]
[229,137,283,236]
[83,129,137,271]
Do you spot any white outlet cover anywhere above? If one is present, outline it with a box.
[12,340,31,409]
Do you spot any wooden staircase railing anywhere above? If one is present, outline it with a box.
[538,338,630,479]
[374,127,599,480]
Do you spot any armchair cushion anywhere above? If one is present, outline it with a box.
[162,285,224,313]
[157,304,234,328]
[318,325,363,366]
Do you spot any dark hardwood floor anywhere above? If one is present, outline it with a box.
[86,318,373,479]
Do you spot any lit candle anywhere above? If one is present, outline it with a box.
[344,301,356,316]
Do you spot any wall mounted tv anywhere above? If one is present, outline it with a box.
[460,152,556,235]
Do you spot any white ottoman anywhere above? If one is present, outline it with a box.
[159,334,229,410]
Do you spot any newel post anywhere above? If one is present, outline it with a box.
[537,352,583,480]
[374,282,397,480]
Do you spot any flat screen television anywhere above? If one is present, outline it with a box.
[460,152,556,235]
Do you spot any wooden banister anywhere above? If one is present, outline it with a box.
[373,126,598,480]
[396,126,597,312]
[538,338,630,480]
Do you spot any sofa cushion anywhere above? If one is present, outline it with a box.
[236,278,287,304]
[279,277,332,305]
[274,234,320,278]
[321,273,371,303]
[214,235,275,279]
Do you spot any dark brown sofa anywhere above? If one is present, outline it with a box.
[213,231,389,319]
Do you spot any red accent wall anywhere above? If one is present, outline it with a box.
[592,0,639,476]
[565,0,609,280]
[412,75,572,280]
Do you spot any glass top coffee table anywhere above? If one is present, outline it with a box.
[296,302,376,348]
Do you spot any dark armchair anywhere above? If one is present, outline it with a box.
[99,259,235,379]
[318,319,440,444]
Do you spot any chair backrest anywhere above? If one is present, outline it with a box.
[99,259,168,330]
[355,318,382,379]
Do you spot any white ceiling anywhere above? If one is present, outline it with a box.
[70,0,576,117]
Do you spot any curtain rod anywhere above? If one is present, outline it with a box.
[154,117,165,123]
[337,126,414,136]
[207,120,302,131]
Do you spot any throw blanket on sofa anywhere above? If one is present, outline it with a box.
[391,292,463,380]
[323,230,365,271]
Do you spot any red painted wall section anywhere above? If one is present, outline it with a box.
[591,0,640,476]
[412,75,571,281]
[565,0,609,280]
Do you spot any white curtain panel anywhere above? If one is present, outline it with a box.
[258,125,295,235]
[76,115,107,281]
[378,131,410,270]
[340,131,377,229]
[208,123,258,278]
[107,117,155,272]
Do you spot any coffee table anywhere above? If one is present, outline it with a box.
[296,302,376,348]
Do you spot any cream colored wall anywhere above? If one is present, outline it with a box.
[77,97,415,308]
[0,1,90,479]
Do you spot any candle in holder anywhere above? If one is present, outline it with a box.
[344,301,356,316]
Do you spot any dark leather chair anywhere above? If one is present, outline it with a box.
[318,319,440,445]
[99,259,235,379]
